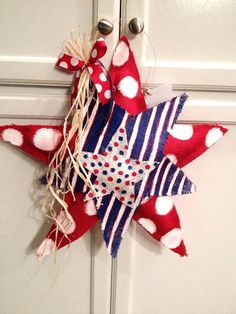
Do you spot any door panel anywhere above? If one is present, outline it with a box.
[0,0,93,57]
[123,0,236,91]
[144,1,236,64]
[0,0,93,85]
[0,1,120,313]
[115,1,236,313]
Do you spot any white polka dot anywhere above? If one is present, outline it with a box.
[87,67,93,75]
[160,228,182,249]
[95,83,102,93]
[155,197,174,215]
[118,76,138,99]
[138,218,157,234]
[166,154,177,164]
[2,128,23,146]
[57,211,76,234]
[37,239,54,257]
[169,125,194,140]
[59,61,68,69]
[33,128,62,151]
[205,127,223,147]
[112,41,130,66]
[104,90,111,99]
[70,57,79,66]
[91,48,97,58]
[99,72,107,82]
[84,200,97,216]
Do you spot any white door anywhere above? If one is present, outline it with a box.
[0,1,120,313]
[1,1,236,314]
[115,1,236,314]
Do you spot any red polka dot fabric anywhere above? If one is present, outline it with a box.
[109,36,147,115]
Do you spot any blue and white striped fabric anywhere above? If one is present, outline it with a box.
[74,94,195,256]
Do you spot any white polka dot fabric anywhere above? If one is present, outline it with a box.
[33,128,62,151]
[2,128,24,147]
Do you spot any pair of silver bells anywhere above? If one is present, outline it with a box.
[97,18,144,35]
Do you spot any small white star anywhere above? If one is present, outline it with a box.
[81,127,158,207]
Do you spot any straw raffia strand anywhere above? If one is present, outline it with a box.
[42,30,100,253]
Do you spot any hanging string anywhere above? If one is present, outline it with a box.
[141,30,158,92]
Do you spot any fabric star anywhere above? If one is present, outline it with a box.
[70,94,196,256]
[0,36,227,258]
[81,130,158,207]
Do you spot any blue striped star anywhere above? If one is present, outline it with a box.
[75,94,195,256]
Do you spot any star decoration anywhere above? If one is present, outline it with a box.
[81,131,158,207]
[70,94,197,256]
[0,36,227,258]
